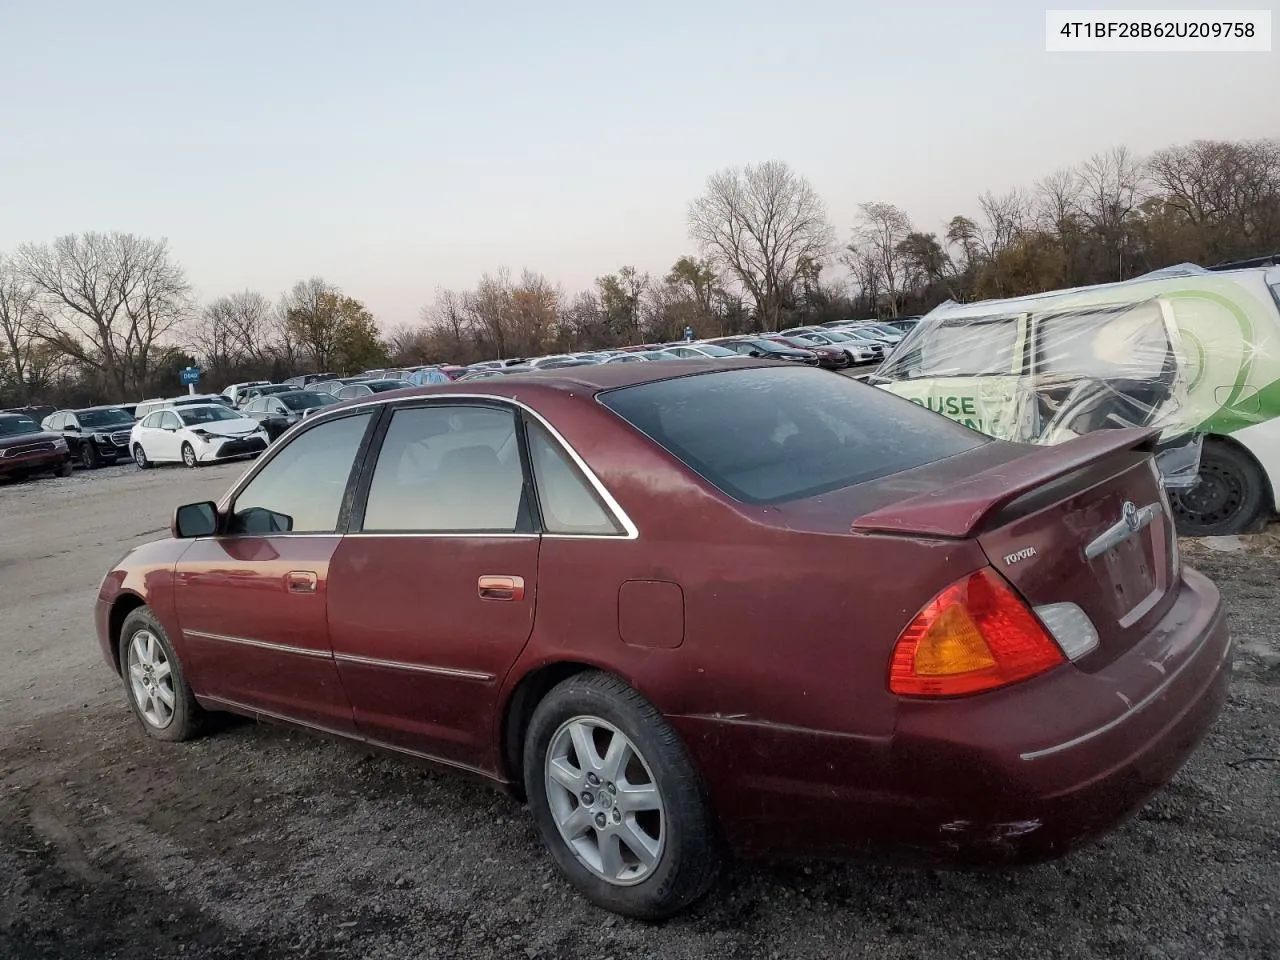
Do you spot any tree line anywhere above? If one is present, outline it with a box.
[2,137,1276,407]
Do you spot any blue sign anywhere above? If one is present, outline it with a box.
[683,326,694,342]
[180,366,201,385]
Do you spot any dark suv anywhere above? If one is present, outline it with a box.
[43,406,137,468]
[0,413,71,480]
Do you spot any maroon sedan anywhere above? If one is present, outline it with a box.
[0,412,72,480]
[96,361,1230,919]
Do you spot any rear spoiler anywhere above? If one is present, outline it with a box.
[851,427,1160,539]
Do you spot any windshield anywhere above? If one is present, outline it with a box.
[0,416,40,437]
[78,409,134,428]
[178,406,242,425]
[600,366,986,504]
[281,391,339,411]
[885,315,1022,380]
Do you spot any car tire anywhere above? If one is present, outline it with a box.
[57,460,73,477]
[181,442,198,468]
[118,607,205,742]
[1170,439,1271,536]
[79,442,100,469]
[133,444,151,470]
[523,671,720,920]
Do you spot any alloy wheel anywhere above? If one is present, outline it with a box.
[544,716,665,886]
[126,629,176,730]
[182,444,197,467]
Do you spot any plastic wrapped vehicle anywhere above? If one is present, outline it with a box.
[873,263,1280,536]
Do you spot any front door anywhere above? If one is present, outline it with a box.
[327,402,539,772]
[174,410,377,734]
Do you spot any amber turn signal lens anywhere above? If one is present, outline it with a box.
[889,568,1065,697]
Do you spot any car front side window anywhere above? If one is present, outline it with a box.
[230,412,374,534]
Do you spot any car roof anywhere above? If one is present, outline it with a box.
[60,404,131,413]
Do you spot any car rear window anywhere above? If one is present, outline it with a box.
[599,366,987,504]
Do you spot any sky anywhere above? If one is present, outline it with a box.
[0,0,1276,327]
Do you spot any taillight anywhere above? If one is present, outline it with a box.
[889,568,1065,697]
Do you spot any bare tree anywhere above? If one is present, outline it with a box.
[1077,147,1145,278]
[849,202,914,316]
[688,160,835,331]
[16,232,191,397]
[0,257,43,402]
[281,277,344,370]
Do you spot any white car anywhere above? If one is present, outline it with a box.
[130,404,270,469]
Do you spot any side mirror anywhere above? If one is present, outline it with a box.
[748,350,762,358]
[173,501,219,539]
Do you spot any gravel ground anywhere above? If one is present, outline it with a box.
[0,465,1276,960]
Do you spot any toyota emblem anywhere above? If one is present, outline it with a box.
[1122,500,1139,531]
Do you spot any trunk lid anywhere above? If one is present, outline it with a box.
[853,428,1179,669]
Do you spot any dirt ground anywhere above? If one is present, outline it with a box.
[1,464,1277,960]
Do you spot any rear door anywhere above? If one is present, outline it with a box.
[327,400,539,771]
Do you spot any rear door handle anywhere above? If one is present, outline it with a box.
[478,575,525,601]
[285,571,318,594]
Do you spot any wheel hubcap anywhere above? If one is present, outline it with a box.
[544,716,664,886]
[126,630,175,729]
[135,448,145,466]
[1170,460,1245,528]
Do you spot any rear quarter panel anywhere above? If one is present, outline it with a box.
[501,391,991,767]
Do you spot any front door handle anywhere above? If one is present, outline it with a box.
[478,575,525,601]
[285,571,318,594]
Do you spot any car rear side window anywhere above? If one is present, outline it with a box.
[525,421,623,536]
[599,366,988,505]
[361,405,525,533]
[232,412,373,533]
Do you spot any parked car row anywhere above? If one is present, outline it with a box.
[5,316,916,484]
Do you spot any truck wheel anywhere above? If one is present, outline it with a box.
[1169,439,1270,536]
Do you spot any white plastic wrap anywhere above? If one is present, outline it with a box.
[874,296,1205,487]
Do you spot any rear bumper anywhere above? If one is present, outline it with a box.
[674,566,1230,863]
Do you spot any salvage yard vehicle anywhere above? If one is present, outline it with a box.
[0,412,71,480]
[42,405,136,468]
[97,361,1230,919]
[241,390,340,440]
[130,404,269,468]
[874,263,1280,536]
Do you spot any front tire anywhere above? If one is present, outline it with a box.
[523,672,720,920]
[79,442,100,469]
[1169,439,1270,536]
[133,444,151,470]
[181,442,198,468]
[118,607,205,742]
[57,460,73,477]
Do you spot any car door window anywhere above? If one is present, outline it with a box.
[231,412,374,534]
[525,421,623,535]
[160,411,181,430]
[360,405,525,533]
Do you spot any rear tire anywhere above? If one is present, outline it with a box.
[1170,439,1270,536]
[523,671,720,920]
[118,607,205,742]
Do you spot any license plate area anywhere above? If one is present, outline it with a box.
[1091,525,1166,627]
